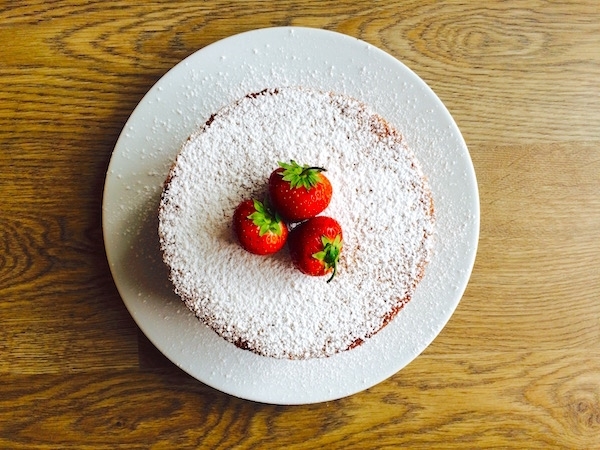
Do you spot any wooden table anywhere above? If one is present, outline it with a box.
[2,1,599,448]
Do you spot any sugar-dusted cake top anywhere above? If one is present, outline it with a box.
[158,87,434,359]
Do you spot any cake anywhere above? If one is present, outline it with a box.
[158,87,435,360]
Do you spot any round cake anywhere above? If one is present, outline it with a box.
[158,87,435,360]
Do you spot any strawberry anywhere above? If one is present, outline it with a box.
[268,160,332,222]
[233,199,288,255]
[288,216,343,282]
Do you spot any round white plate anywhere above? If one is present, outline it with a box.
[102,27,479,405]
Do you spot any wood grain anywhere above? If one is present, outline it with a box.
[1,0,599,448]
[1,351,598,449]
[434,142,600,354]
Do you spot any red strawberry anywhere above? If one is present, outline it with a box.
[233,199,288,255]
[288,216,343,282]
[268,160,332,222]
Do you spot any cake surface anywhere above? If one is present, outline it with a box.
[158,87,434,359]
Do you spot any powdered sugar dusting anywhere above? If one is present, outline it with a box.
[158,87,434,359]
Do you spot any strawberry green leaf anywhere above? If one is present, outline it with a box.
[278,160,326,190]
[248,199,285,236]
[312,233,343,282]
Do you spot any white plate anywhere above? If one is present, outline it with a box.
[102,27,479,405]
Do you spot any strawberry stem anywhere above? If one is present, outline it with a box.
[303,166,326,174]
[326,265,337,283]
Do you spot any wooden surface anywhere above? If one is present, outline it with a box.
[1,1,599,448]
